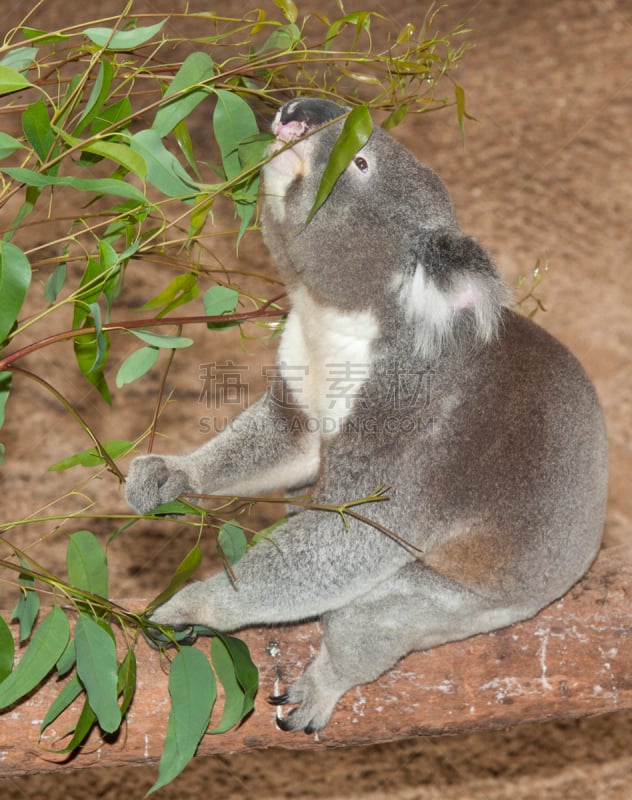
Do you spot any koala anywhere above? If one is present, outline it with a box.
[125,98,608,733]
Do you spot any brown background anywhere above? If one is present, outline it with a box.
[1,0,631,797]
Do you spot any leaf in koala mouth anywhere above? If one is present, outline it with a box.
[305,105,373,224]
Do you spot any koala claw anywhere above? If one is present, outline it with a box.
[268,693,290,706]
[142,623,198,649]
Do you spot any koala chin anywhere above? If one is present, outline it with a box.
[125,98,608,733]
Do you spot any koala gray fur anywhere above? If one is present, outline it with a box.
[125,98,608,733]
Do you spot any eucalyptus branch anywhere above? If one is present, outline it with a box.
[7,366,125,481]
[0,302,287,371]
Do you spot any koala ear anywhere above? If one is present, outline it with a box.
[393,229,510,359]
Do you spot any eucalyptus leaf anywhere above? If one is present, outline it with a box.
[39,673,83,736]
[0,65,33,94]
[44,262,67,302]
[129,329,194,349]
[83,20,167,51]
[147,545,203,612]
[117,648,137,717]
[74,58,113,134]
[115,346,159,388]
[0,167,147,204]
[74,614,121,733]
[11,566,40,643]
[0,132,25,159]
[0,615,14,682]
[152,52,214,138]
[208,634,257,733]
[22,98,54,163]
[0,371,12,430]
[306,105,373,223]
[129,129,199,199]
[203,285,240,330]
[67,530,109,599]
[48,439,136,472]
[0,46,38,72]
[0,241,32,344]
[0,606,70,710]
[218,520,247,566]
[148,647,216,794]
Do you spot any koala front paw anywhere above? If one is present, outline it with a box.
[125,454,194,515]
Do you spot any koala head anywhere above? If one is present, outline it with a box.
[261,98,509,358]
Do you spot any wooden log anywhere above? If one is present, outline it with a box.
[1,544,630,777]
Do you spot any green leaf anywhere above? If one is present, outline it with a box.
[56,127,147,179]
[148,647,216,795]
[455,83,466,140]
[0,132,25,159]
[44,261,66,302]
[306,105,373,223]
[0,606,70,710]
[218,520,247,566]
[48,439,136,471]
[0,241,32,344]
[53,695,97,753]
[74,614,121,733]
[147,545,202,613]
[11,565,40,643]
[0,65,33,94]
[74,58,113,135]
[89,96,133,136]
[203,285,239,316]
[141,273,199,316]
[115,346,159,388]
[129,129,199,199]
[0,46,38,72]
[0,615,14,682]
[0,167,147,204]
[117,648,136,717]
[274,0,299,23]
[219,634,258,720]
[203,285,240,330]
[152,52,214,138]
[151,500,204,517]
[73,331,112,404]
[129,329,194,349]
[83,20,167,51]
[0,371,12,429]
[382,103,409,130]
[209,634,257,733]
[256,24,301,54]
[212,89,260,181]
[39,673,83,736]
[22,97,54,163]
[55,637,76,676]
[212,88,264,240]
[67,530,108,599]
[21,28,69,43]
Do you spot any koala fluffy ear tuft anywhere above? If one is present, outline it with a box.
[394,229,510,359]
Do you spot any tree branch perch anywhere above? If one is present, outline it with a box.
[1,545,630,777]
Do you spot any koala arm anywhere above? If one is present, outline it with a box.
[125,391,320,515]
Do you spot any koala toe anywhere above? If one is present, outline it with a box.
[270,670,341,733]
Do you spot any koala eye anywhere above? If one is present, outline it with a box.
[353,156,369,173]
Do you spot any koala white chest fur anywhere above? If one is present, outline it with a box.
[125,98,608,733]
[278,286,380,434]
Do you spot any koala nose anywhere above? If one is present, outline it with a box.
[279,98,346,129]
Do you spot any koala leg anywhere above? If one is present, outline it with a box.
[272,562,536,732]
